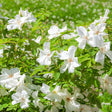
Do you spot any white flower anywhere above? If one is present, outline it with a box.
[99,9,109,23]
[94,35,112,65]
[16,75,39,96]
[63,89,80,112]
[44,85,65,102]
[7,15,25,30]
[32,91,44,112]
[48,25,67,40]
[7,9,36,30]
[32,36,42,43]
[12,90,30,108]
[0,49,3,57]
[76,26,94,49]
[99,74,112,94]
[88,23,107,36]
[19,8,36,23]
[0,68,21,91]
[36,42,55,65]
[62,33,78,39]
[41,84,65,102]
[16,74,26,89]
[40,83,50,94]
[57,46,80,73]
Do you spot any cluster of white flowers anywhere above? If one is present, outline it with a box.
[0,67,99,111]
[37,42,80,73]
[75,9,112,65]
[7,8,36,30]
[1,7,112,111]
[0,68,40,109]
[36,9,111,74]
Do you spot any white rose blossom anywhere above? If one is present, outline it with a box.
[57,46,80,73]
[36,42,55,65]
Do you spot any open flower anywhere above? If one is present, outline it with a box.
[94,35,112,65]
[40,84,65,102]
[44,85,65,102]
[76,26,94,49]
[12,90,30,108]
[57,46,80,73]
[19,8,36,23]
[40,83,50,94]
[0,68,21,91]
[48,25,67,40]
[32,90,44,112]
[88,23,107,36]
[7,8,36,30]
[36,42,55,65]
[62,89,80,112]
[7,15,26,30]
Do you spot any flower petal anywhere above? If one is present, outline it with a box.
[68,46,77,58]
[95,51,105,65]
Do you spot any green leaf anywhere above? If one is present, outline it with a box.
[74,70,81,76]
[30,65,46,77]
[54,72,60,80]
[78,54,90,63]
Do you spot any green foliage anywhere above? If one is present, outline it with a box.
[0,0,112,111]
